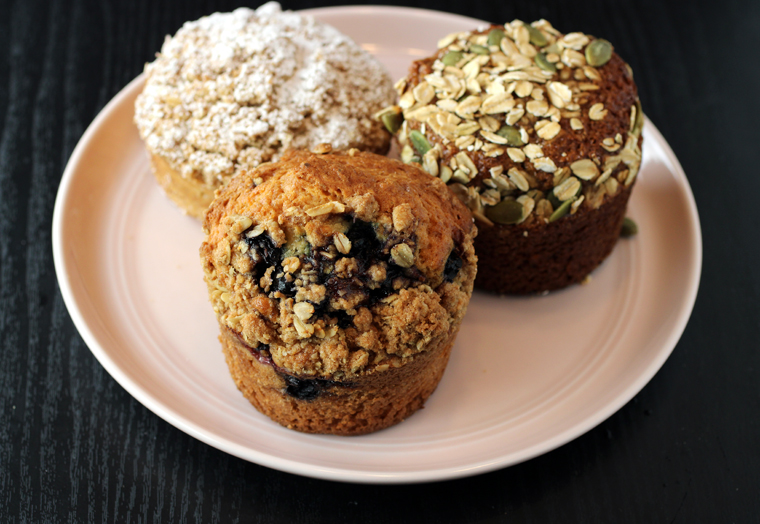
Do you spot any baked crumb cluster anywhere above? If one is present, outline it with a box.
[201,148,476,379]
[378,19,643,228]
[135,2,395,191]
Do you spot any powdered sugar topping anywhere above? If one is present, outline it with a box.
[134,3,396,186]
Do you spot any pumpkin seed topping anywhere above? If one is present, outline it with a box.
[381,111,403,134]
[535,52,557,73]
[620,217,638,237]
[487,28,505,47]
[442,50,464,67]
[409,130,432,155]
[585,39,613,67]
[391,19,642,224]
[496,125,525,146]
[485,198,524,225]
[548,198,574,222]
[524,23,548,47]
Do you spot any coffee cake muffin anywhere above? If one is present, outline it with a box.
[135,3,396,219]
[380,19,643,294]
[200,146,477,435]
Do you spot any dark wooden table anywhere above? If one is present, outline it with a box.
[2,0,758,521]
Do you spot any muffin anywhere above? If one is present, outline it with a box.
[380,19,643,294]
[200,147,477,435]
[135,2,396,219]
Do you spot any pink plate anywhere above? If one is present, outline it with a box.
[53,6,701,483]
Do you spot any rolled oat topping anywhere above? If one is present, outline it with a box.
[135,2,395,188]
[379,19,644,226]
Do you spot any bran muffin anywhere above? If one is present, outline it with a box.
[135,3,396,219]
[380,19,643,294]
[200,147,477,435]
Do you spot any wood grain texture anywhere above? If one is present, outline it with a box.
[1,0,759,522]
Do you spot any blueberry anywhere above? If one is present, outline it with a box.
[346,219,380,259]
[369,263,404,301]
[331,309,354,329]
[243,231,282,279]
[283,374,335,401]
[309,299,328,319]
[274,276,296,296]
[443,251,463,282]
[247,344,273,366]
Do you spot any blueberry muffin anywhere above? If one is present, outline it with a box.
[200,146,477,435]
[135,3,396,219]
[380,19,643,294]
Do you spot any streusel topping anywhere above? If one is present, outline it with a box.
[135,2,396,188]
[200,149,477,378]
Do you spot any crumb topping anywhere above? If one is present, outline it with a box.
[201,150,477,379]
[135,2,396,189]
[378,19,643,228]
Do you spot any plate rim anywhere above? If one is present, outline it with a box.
[52,5,702,484]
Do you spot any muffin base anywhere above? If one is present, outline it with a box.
[220,325,455,436]
[475,184,633,295]
[148,152,216,220]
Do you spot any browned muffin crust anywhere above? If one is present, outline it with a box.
[200,147,477,434]
[379,20,643,293]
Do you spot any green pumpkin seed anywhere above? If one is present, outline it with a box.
[471,44,489,55]
[620,217,638,237]
[524,23,548,47]
[534,52,557,73]
[547,192,562,209]
[496,125,524,146]
[548,197,574,222]
[442,50,464,67]
[487,28,505,47]
[585,39,613,67]
[544,42,560,55]
[409,130,431,156]
[381,111,403,134]
[485,199,524,225]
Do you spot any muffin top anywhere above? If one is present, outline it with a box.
[135,2,396,191]
[200,147,477,379]
[381,19,643,228]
